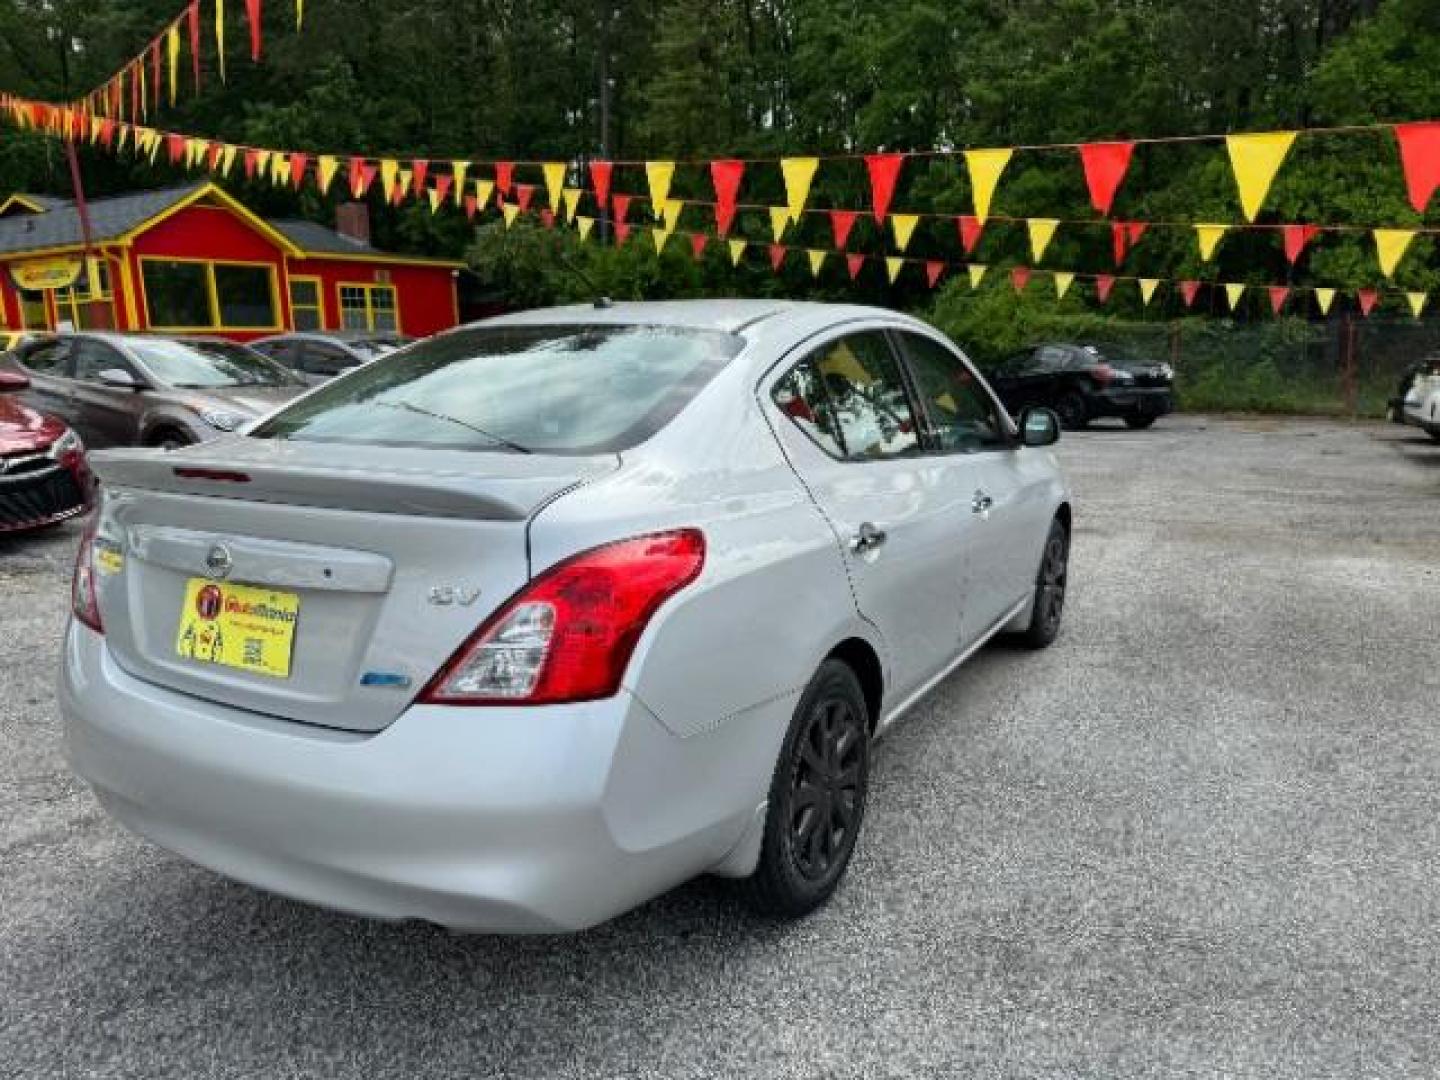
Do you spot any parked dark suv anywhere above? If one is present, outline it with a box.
[989,343,1175,429]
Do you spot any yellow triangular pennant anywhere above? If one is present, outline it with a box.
[891,214,919,252]
[663,198,684,227]
[1314,287,1336,315]
[1225,131,1297,222]
[808,249,827,278]
[1408,291,1427,318]
[1225,283,1246,311]
[502,203,520,227]
[964,148,1012,224]
[967,263,987,289]
[576,216,594,242]
[729,239,747,266]
[1373,229,1417,278]
[427,187,442,213]
[542,162,566,211]
[272,156,291,187]
[397,168,412,198]
[215,0,226,82]
[769,205,790,243]
[1196,224,1228,261]
[652,227,672,255]
[296,0,303,30]
[186,138,205,168]
[219,143,237,176]
[316,155,338,192]
[167,24,180,105]
[1139,278,1160,305]
[474,179,494,210]
[562,186,582,222]
[645,161,675,219]
[781,157,819,224]
[886,256,904,284]
[379,159,399,201]
[254,148,272,175]
[451,161,470,204]
[1027,218,1059,262]
[1053,271,1075,299]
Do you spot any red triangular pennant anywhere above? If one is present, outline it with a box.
[710,159,744,236]
[1010,266,1031,292]
[1394,122,1440,214]
[769,243,787,272]
[847,254,865,280]
[589,160,612,209]
[348,157,367,196]
[1126,222,1147,246]
[830,210,858,250]
[1282,224,1320,265]
[463,194,478,221]
[244,0,262,61]
[1096,274,1116,303]
[539,209,555,228]
[690,233,708,260]
[412,160,429,196]
[433,174,452,204]
[865,153,904,223]
[611,194,632,223]
[187,2,201,91]
[1079,141,1134,215]
[244,147,261,179]
[614,221,631,244]
[1179,280,1201,308]
[1268,285,1290,315]
[1112,222,1129,266]
[925,260,944,288]
[494,161,514,196]
[100,119,116,149]
[1357,288,1379,317]
[515,184,535,212]
[150,41,161,108]
[958,215,984,254]
[290,152,308,189]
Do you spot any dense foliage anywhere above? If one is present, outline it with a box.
[2,0,1439,398]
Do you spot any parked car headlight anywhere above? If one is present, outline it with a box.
[46,428,84,459]
[197,408,251,432]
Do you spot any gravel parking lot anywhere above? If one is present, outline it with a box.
[2,415,1437,1079]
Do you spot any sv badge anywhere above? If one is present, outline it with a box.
[428,585,482,607]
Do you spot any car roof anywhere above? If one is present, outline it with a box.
[474,300,919,339]
[254,331,410,344]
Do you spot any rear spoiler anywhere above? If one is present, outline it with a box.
[90,448,555,521]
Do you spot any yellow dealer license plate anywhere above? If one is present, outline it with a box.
[175,579,300,679]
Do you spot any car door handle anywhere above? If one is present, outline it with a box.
[972,491,994,514]
[851,522,887,554]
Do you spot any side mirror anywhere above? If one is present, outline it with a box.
[0,370,30,393]
[97,368,141,390]
[1019,406,1060,448]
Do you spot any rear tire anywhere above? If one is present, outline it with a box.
[742,659,870,919]
[1055,392,1088,430]
[1124,416,1157,430]
[1017,517,1070,649]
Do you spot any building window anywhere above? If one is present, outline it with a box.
[338,283,399,332]
[55,260,116,330]
[289,277,323,330]
[18,288,50,331]
[140,259,278,330]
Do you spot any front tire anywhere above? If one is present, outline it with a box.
[742,659,870,919]
[1017,517,1070,649]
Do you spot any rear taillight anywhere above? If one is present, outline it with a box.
[419,529,705,706]
[1090,363,1116,385]
[71,512,103,634]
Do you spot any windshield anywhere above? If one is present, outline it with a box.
[131,339,296,388]
[250,324,743,454]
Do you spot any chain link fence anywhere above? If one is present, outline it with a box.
[1076,317,1438,418]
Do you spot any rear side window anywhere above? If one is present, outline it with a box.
[252,324,743,455]
[773,332,920,461]
[20,341,71,375]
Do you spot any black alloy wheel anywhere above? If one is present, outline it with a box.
[1019,518,1069,648]
[743,660,871,917]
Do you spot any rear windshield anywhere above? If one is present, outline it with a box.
[249,324,743,454]
[130,338,297,388]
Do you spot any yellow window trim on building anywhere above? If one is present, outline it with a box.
[138,254,284,333]
[287,274,324,330]
[336,281,401,333]
[54,256,117,330]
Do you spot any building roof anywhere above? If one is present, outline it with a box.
[0,184,463,267]
[0,184,206,255]
[0,193,72,216]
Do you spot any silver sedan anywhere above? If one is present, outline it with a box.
[60,301,1072,932]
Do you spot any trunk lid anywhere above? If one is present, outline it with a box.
[89,439,617,732]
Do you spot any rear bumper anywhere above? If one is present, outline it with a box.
[60,622,767,932]
[1087,387,1174,419]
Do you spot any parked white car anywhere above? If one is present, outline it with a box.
[1402,369,1440,441]
[61,301,1072,932]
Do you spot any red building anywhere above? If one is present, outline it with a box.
[0,183,463,341]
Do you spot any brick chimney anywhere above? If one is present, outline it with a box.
[335,202,371,245]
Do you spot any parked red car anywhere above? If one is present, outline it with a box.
[0,370,92,533]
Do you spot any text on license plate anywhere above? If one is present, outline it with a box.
[174,578,300,679]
